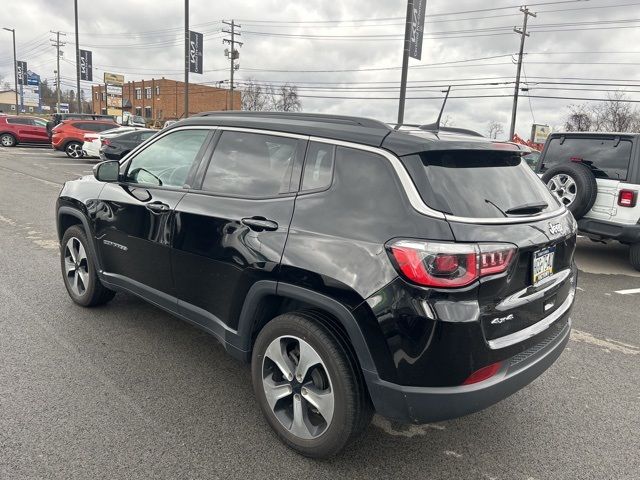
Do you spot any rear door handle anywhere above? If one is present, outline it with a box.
[241,217,279,232]
[145,201,170,213]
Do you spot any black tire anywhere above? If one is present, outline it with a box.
[60,225,115,307]
[65,141,83,159]
[630,243,640,272]
[541,163,597,220]
[251,312,372,458]
[0,133,17,147]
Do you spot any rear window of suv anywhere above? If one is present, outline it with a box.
[401,150,559,218]
[540,137,632,180]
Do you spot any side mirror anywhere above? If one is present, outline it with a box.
[93,160,120,182]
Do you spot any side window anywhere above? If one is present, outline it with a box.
[201,131,299,197]
[74,122,92,131]
[125,129,209,188]
[140,131,156,141]
[94,123,117,132]
[301,142,335,191]
[6,117,33,125]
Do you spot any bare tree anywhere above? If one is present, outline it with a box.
[440,114,453,127]
[591,91,638,132]
[273,84,301,112]
[241,79,272,111]
[487,120,504,139]
[565,104,593,132]
[563,92,640,133]
[241,80,302,112]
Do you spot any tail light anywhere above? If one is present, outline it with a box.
[618,189,637,208]
[101,138,111,146]
[387,240,516,288]
[462,361,503,385]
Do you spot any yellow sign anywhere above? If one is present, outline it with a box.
[104,72,124,85]
[531,124,551,144]
[107,108,121,116]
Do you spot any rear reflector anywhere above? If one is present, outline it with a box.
[388,240,516,288]
[618,189,637,208]
[462,361,503,385]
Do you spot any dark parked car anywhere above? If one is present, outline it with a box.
[99,129,156,160]
[56,112,577,457]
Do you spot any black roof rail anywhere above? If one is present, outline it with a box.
[196,111,391,130]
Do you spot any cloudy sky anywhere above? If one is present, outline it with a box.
[1,0,639,138]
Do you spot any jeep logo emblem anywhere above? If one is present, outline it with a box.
[548,222,563,236]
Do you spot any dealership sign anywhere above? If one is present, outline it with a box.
[189,30,203,74]
[409,0,427,60]
[80,49,93,81]
[104,72,124,85]
[531,124,551,144]
[106,84,122,96]
[17,61,27,85]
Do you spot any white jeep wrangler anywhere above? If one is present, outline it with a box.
[536,132,640,271]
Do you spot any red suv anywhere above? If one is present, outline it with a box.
[0,116,49,147]
[52,120,118,158]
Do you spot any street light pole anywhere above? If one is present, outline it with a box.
[3,27,18,115]
[74,0,82,113]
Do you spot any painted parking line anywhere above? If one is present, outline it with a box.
[614,287,640,295]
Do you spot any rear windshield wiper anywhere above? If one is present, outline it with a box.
[505,201,548,215]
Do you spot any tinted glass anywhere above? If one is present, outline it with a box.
[541,137,632,180]
[139,131,156,142]
[125,129,209,188]
[401,151,559,218]
[32,118,48,127]
[6,117,32,125]
[202,131,299,197]
[302,142,335,191]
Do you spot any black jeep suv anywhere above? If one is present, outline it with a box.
[56,112,577,457]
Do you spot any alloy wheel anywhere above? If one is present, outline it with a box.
[1,134,15,147]
[67,143,83,158]
[64,237,89,296]
[262,335,335,440]
[547,174,577,206]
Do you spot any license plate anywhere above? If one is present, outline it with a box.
[533,246,555,285]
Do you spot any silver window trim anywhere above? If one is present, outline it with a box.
[219,125,310,140]
[127,125,566,225]
[309,136,446,219]
[309,135,567,224]
[120,125,217,167]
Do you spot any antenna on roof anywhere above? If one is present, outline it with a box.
[419,85,451,133]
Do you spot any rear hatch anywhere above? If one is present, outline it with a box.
[400,149,577,344]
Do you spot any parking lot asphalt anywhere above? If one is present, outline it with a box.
[0,145,638,480]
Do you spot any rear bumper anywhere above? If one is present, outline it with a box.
[578,218,640,243]
[365,315,571,424]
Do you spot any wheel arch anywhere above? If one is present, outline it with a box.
[57,206,104,272]
[233,281,379,376]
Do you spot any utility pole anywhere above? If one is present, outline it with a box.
[73,0,82,113]
[397,0,413,126]
[222,20,242,110]
[2,28,18,115]
[184,0,189,118]
[50,31,67,114]
[509,6,536,140]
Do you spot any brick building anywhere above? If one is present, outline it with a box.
[91,78,240,120]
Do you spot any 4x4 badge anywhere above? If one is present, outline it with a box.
[548,222,563,236]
